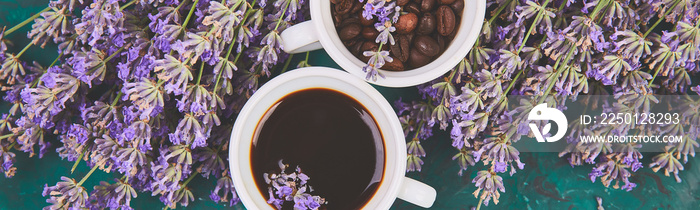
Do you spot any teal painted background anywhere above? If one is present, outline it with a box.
[1,0,698,209]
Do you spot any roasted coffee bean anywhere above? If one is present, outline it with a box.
[450,0,464,14]
[436,5,456,36]
[362,27,379,40]
[341,17,360,25]
[395,13,418,34]
[350,41,364,56]
[360,16,375,26]
[330,0,343,4]
[361,41,380,52]
[416,13,436,35]
[447,19,459,39]
[351,0,363,14]
[405,33,415,43]
[405,2,421,14]
[421,0,436,12]
[390,35,411,62]
[436,35,448,53]
[339,23,361,40]
[343,38,360,48]
[334,15,343,27]
[333,0,354,15]
[408,49,431,68]
[414,35,440,57]
[382,58,405,71]
[439,0,456,4]
[397,0,411,6]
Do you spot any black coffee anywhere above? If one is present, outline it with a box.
[251,88,385,210]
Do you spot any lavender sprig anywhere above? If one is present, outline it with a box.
[264,160,327,210]
[359,0,400,81]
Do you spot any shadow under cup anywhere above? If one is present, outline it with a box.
[250,88,386,210]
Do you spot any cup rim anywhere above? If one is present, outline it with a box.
[229,67,406,209]
[311,0,486,87]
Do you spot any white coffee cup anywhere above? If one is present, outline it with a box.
[280,0,485,87]
[229,67,437,209]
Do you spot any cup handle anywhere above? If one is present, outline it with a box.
[397,177,436,208]
[280,21,323,54]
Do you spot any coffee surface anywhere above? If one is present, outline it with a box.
[251,88,385,210]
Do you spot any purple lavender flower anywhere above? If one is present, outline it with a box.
[673,135,699,164]
[22,73,80,127]
[357,0,399,81]
[178,84,214,115]
[203,1,245,43]
[150,156,183,194]
[592,55,632,85]
[564,16,608,52]
[93,134,119,167]
[255,31,284,76]
[14,117,48,158]
[492,49,523,78]
[0,29,6,61]
[407,154,424,172]
[472,169,505,206]
[161,187,195,208]
[27,7,73,48]
[474,70,502,98]
[407,138,426,156]
[74,0,124,45]
[589,154,636,191]
[82,101,120,128]
[173,32,212,65]
[148,6,181,34]
[68,49,109,87]
[169,114,210,148]
[515,1,555,33]
[452,149,475,176]
[154,54,194,95]
[113,145,147,176]
[0,146,16,178]
[122,78,166,120]
[49,0,82,12]
[361,50,389,81]
[43,177,89,209]
[0,54,27,85]
[273,0,304,22]
[362,0,383,20]
[610,30,652,61]
[264,160,326,209]
[210,173,240,206]
[648,34,682,78]
[194,146,226,177]
[374,21,396,45]
[89,179,137,209]
[475,136,525,176]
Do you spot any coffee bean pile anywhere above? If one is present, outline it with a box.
[331,0,464,71]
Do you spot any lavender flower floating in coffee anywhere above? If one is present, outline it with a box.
[332,0,465,81]
[264,160,327,210]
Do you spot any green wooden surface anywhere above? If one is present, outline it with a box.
[1,1,699,209]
